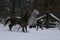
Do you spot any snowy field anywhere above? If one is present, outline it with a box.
[0,23,60,40]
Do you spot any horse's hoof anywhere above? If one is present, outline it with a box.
[21,30,25,32]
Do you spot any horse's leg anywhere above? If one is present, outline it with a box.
[9,24,14,31]
[21,26,25,32]
[36,26,39,31]
[25,25,27,32]
[36,26,38,31]
[40,25,43,30]
[36,23,39,31]
[18,26,21,31]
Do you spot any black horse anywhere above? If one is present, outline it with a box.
[4,11,30,32]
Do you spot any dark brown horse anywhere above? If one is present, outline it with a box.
[4,11,30,32]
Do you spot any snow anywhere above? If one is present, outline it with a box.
[0,23,60,40]
[28,9,39,25]
[36,13,60,21]
[7,17,21,19]
[33,9,39,15]
[36,15,46,21]
[50,13,60,21]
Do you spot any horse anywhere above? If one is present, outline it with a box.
[4,11,30,32]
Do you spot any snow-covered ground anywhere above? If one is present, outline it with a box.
[0,23,60,40]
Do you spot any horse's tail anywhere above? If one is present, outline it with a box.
[4,19,10,26]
